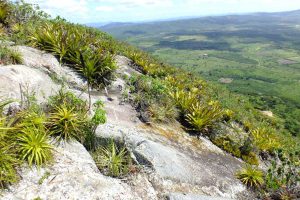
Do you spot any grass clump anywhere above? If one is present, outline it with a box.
[0,45,23,65]
[186,101,224,132]
[0,148,19,188]
[251,127,281,153]
[128,75,178,123]
[92,140,133,178]
[236,165,264,189]
[48,104,85,142]
[17,126,52,167]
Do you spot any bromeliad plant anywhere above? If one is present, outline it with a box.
[17,126,53,167]
[251,127,281,153]
[48,104,86,142]
[236,164,264,189]
[92,140,132,177]
[0,147,19,188]
[29,21,116,91]
[186,100,224,132]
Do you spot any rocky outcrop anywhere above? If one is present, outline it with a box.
[13,46,86,90]
[0,45,254,200]
[96,123,252,200]
[1,141,139,200]
[0,64,59,102]
[167,193,230,200]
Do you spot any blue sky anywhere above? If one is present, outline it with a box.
[25,0,300,24]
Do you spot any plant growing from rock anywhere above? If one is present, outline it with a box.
[236,164,264,189]
[170,89,198,112]
[0,103,19,188]
[0,147,18,189]
[17,126,53,167]
[48,104,86,142]
[186,100,224,132]
[92,140,132,177]
[265,150,300,198]
[0,45,23,65]
[83,100,107,151]
[251,127,281,153]
[128,75,178,123]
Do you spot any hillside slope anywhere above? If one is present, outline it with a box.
[102,10,300,136]
[0,1,299,200]
[0,45,253,200]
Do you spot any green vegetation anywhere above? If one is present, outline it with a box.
[237,149,300,199]
[0,45,23,65]
[236,165,264,189]
[92,140,133,177]
[265,150,300,197]
[29,21,116,89]
[186,101,224,132]
[0,88,108,189]
[17,126,53,167]
[103,13,300,137]
[127,75,178,123]
[0,1,299,198]
[48,104,86,142]
[38,171,51,185]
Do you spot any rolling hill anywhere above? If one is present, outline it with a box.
[101,10,300,136]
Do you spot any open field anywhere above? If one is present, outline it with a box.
[102,10,300,136]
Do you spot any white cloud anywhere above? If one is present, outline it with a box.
[26,0,89,17]
[24,0,300,23]
[93,0,173,8]
[95,6,114,12]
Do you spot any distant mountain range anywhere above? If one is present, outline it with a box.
[88,9,300,29]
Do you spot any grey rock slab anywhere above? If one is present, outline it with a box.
[0,65,60,102]
[167,193,231,200]
[115,55,141,77]
[1,141,140,200]
[14,46,86,89]
[95,123,247,199]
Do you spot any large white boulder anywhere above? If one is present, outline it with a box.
[1,141,139,200]
[0,65,59,102]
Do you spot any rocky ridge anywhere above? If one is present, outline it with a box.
[0,45,255,200]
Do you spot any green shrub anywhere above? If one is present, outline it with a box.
[0,1,11,24]
[48,104,86,142]
[0,46,23,65]
[83,100,107,151]
[48,89,87,115]
[92,140,132,177]
[186,101,224,132]
[17,126,52,167]
[128,75,178,123]
[92,101,107,125]
[0,148,18,188]
[266,150,300,192]
[251,127,281,152]
[236,165,264,189]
